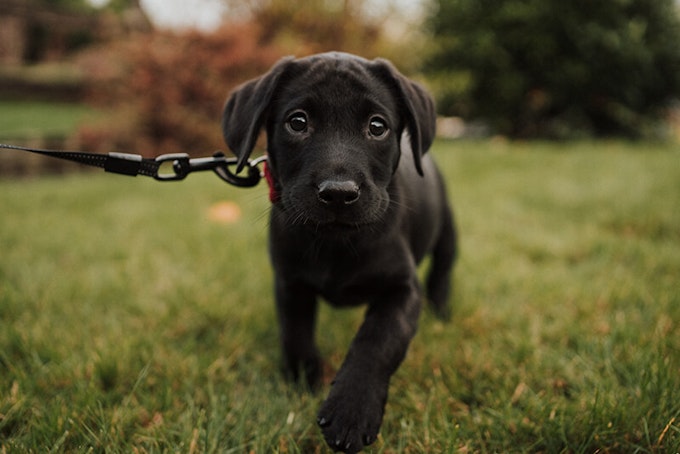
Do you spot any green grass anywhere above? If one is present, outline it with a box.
[1,140,679,453]
[0,101,97,139]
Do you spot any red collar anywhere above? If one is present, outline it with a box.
[262,160,280,204]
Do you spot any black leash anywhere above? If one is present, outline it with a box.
[0,143,265,187]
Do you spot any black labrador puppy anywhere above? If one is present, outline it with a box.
[222,52,457,453]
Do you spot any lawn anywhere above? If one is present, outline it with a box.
[0,101,97,140]
[1,140,679,453]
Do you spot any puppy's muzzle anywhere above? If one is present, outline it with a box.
[317,180,361,207]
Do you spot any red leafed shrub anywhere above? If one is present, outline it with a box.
[76,23,284,156]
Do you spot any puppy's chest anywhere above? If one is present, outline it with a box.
[314,269,385,307]
[294,246,404,306]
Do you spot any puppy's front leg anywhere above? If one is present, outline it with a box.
[317,281,422,453]
[276,278,321,389]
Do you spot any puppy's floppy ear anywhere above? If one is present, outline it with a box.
[371,59,437,176]
[222,56,294,172]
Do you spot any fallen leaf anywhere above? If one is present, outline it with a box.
[207,201,242,224]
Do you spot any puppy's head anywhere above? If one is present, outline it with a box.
[222,52,436,231]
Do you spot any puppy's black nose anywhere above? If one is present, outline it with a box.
[318,180,360,206]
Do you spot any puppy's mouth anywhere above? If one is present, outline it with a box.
[295,213,377,233]
[283,200,385,234]
[315,219,371,233]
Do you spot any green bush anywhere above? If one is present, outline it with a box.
[424,0,680,138]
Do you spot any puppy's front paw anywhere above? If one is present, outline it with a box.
[316,381,386,453]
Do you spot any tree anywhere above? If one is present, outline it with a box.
[32,0,94,12]
[215,0,426,70]
[424,0,680,138]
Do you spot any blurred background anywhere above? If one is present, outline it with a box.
[2,4,679,451]
[1,0,680,174]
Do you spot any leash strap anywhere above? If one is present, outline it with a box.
[0,143,264,187]
[0,144,160,177]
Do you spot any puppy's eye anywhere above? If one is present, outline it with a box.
[368,116,389,138]
[287,111,308,133]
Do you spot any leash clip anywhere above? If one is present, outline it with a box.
[152,152,265,187]
[212,153,265,187]
[154,153,192,181]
